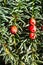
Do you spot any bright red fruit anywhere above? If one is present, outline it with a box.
[10,25,18,34]
[29,18,36,25]
[29,33,36,39]
[28,25,36,32]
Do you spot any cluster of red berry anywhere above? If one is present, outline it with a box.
[9,18,37,40]
[28,18,36,40]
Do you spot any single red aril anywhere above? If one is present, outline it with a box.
[29,33,36,39]
[29,18,36,25]
[28,25,36,32]
[10,25,18,34]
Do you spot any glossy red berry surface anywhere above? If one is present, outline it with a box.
[28,25,36,32]
[29,33,36,39]
[29,18,36,25]
[10,25,18,34]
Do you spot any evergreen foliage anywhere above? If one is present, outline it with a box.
[0,0,43,65]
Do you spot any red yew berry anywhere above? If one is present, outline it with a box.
[29,18,36,25]
[29,33,36,39]
[10,25,18,34]
[28,25,36,32]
